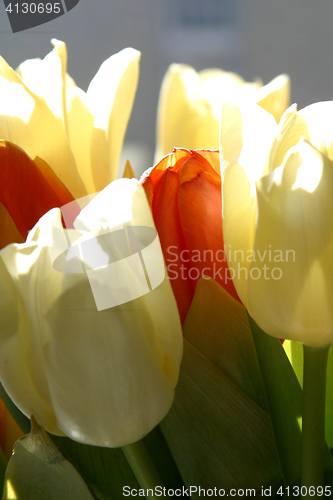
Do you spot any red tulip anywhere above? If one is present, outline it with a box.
[0,140,77,250]
[141,148,240,323]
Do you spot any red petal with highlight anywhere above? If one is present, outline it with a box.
[152,167,194,323]
[0,141,76,248]
[178,161,240,302]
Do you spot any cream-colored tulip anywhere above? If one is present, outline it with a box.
[221,100,333,347]
[0,40,140,198]
[0,178,183,447]
[155,63,290,161]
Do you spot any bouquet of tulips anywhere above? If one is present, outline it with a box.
[0,40,332,500]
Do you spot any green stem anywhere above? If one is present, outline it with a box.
[122,440,168,500]
[301,344,330,495]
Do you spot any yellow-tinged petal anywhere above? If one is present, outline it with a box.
[221,103,277,303]
[220,102,277,183]
[0,55,85,198]
[0,179,183,447]
[256,74,290,124]
[249,141,333,346]
[266,104,310,172]
[155,64,201,161]
[122,159,136,179]
[298,101,333,161]
[0,240,64,435]
[65,73,96,194]
[156,63,289,158]
[16,39,68,134]
[199,68,261,116]
[86,48,141,191]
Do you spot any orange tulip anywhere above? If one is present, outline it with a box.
[141,148,240,323]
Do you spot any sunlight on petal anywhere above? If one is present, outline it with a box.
[0,78,34,123]
[292,145,323,192]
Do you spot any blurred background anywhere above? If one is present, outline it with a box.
[1,0,333,176]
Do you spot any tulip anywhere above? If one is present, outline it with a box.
[141,148,239,323]
[221,100,333,347]
[155,64,290,160]
[0,39,140,198]
[0,140,76,250]
[0,178,183,447]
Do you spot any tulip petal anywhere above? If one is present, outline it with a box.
[86,48,141,190]
[197,149,220,175]
[122,159,136,179]
[0,56,85,198]
[221,103,277,303]
[64,75,96,194]
[155,65,201,160]
[16,39,68,134]
[0,180,183,447]
[0,202,24,250]
[250,141,333,346]
[178,155,239,300]
[151,167,194,324]
[266,104,310,172]
[0,241,64,435]
[298,101,333,161]
[0,141,75,245]
[256,74,291,124]
[220,102,277,182]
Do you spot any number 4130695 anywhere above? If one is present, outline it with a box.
[5,3,61,14]
[276,485,332,496]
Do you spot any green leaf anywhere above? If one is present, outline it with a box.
[51,426,185,500]
[183,277,267,411]
[248,315,303,486]
[248,315,333,487]
[2,418,96,500]
[160,339,282,498]
[51,435,140,500]
[142,426,185,491]
[0,449,7,497]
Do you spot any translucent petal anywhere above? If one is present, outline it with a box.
[0,180,182,446]
[256,74,290,124]
[86,48,141,190]
[250,141,333,346]
[0,56,84,198]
